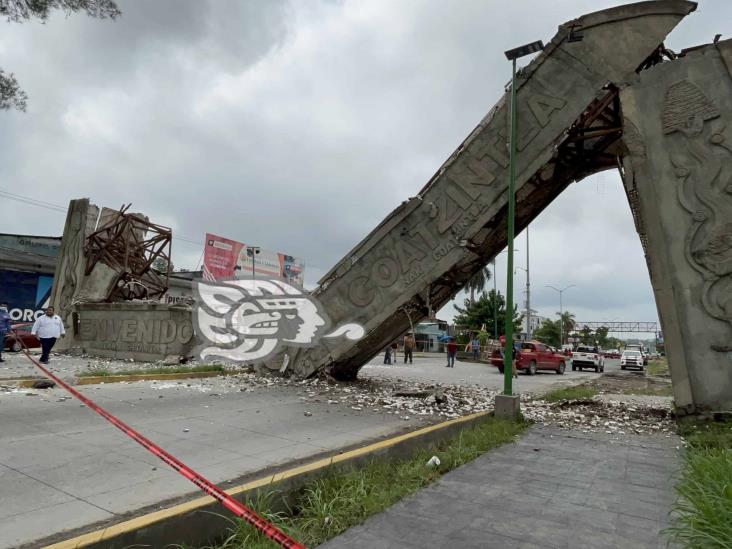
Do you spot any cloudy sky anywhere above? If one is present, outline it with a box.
[0,0,727,331]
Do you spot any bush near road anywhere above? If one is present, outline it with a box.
[201,417,527,549]
[667,420,732,549]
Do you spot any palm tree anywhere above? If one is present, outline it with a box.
[558,311,576,344]
[466,267,492,304]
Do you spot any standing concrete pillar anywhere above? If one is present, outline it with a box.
[620,39,732,415]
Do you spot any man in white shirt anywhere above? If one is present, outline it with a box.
[31,307,65,364]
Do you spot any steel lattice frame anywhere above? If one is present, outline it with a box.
[84,204,172,301]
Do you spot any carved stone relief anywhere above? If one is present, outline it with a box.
[664,80,732,351]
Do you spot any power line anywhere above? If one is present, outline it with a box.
[0,189,204,247]
[0,189,67,212]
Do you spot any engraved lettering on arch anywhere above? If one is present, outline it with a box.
[392,232,426,274]
[434,193,462,234]
[348,275,376,307]
[372,256,400,288]
[447,153,497,202]
[528,93,566,127]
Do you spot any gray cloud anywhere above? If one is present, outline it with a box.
[0,0,728,330]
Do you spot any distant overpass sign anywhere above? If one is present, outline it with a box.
[576,322,658,333]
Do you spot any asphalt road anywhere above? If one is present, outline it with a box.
[362,353,622,392]
[0,373,430,548]
[0,352,619,548]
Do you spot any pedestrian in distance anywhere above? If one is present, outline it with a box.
[403,333,415,364]
[0,303,11,363]
[471,336,481,360]
[383,344,392,365]
[446,337,458,368]
[31,306,65,364]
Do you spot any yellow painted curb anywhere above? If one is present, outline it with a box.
[76,370,228,385]
[0,371,229,388]
[45,410,491,549]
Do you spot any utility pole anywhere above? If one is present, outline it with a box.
[526,227,531,340]
[492,257,498,341]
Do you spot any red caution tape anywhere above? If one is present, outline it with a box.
[18,337,306,549]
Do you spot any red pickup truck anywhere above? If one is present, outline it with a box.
[490,341,567,375]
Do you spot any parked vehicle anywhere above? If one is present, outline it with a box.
[490,341,567,375]
[602,349,621,359]
[3,323,40,352]
[621,350,644,370]
[572,345,605,372]
[625,344,648,365]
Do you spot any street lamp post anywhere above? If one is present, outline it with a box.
[502,40,543,398]
[546,284,576,346]
[246,246,261,283]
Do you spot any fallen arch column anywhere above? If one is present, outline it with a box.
[261,1,697,381]
[620,38,732,415]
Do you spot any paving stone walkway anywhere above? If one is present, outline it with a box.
[320,425,681,549]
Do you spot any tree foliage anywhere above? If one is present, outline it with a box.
[151,257,173,274]
[465,266,491,304]
[534,319,561,347]
[0,0,120,22]
[0,69,26,111]
[1,0,120,111]
[453,289,522,338]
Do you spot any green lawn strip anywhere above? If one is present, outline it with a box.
[647,358,669,377]
[195,417,527,548]
[541,385,598,403]
[666,420,732,549]
[81,364,226,377]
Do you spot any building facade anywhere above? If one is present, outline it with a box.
[0,234,61,322]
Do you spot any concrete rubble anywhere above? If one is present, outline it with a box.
[523,396,675,437]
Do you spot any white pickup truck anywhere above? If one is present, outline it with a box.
[625,344,648,365]
[571,345,605,372]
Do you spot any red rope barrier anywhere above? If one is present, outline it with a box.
[17,335,306,549]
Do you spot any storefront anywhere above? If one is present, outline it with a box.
[0,234,61,322]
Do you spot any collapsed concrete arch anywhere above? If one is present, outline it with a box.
[268,1,731,415]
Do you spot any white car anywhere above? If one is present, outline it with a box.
[572,346,605,372]
[621,350,644,371]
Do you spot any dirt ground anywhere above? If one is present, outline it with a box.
[581,370,674,396]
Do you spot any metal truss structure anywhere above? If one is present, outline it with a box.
[575,321,659,333]
[84,204,172,301]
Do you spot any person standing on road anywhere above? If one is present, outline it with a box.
[0,303,11,363]
[403,333,415,364]
[446,337,458,368]
[471,336,481,360]
[383,344,392,365]
[31,306,65,364]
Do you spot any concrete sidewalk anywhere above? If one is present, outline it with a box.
[321,426,681,549]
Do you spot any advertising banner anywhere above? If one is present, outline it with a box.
[0,270,54,322]
[202,233,304,288]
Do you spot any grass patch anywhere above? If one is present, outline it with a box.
[81,364,226,377]
[195,417,527,548]
[647,358,669,377]
[542,385,598,403]
[666,420,732,549]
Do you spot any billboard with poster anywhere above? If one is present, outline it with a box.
[202,233,304,288]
